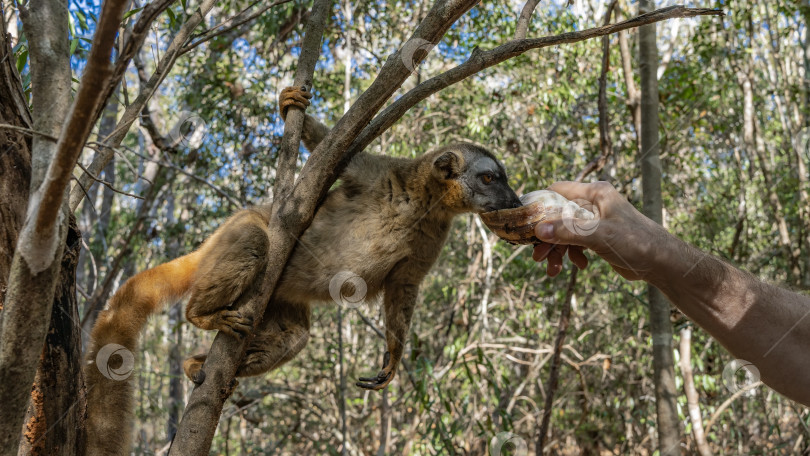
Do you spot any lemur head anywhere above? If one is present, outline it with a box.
[430,142,521,214]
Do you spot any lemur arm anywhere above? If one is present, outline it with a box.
[278,86,331,152]
[356,258,426,390]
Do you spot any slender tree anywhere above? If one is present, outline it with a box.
[639,0,682,454]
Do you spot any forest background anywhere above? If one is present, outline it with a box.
[1,0,808,454]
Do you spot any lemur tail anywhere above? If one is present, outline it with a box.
[84,250,202,456]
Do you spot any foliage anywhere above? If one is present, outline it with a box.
[7,0,809,453]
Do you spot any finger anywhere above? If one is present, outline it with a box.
[280,98,308,111]
[568,246,589,269]
[535,220,582,246]
[289,93,312,106]
[546,245,565,277]
[533,243,554,262]
[358,376,377,382]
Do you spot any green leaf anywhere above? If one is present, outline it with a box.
[76,10,88,32]
[70,36,79,55]
[122,7,143,21]
[16,49,28,74]
[167,8,177,27]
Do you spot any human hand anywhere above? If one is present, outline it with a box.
[532,181,668,280]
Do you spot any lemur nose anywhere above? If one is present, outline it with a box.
[512,200,522,208]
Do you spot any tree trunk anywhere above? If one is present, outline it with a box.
[0,0,72,452]
[0,13,32,305]
[638,1,682,454]
[18,216,85,456]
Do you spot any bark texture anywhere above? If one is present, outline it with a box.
[0,14,32,305]
[18,216,85,456]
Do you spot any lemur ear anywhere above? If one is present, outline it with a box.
[432,150,463,180]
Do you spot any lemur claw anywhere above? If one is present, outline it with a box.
[356,352,394,390]
[217,310,253,338]
[191,369,206,385]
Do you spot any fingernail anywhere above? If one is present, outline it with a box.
[536,223,554,239]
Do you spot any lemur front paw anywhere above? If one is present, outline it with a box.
[356,351,395,390]
[183,354,207,384]
[278,86,313,121]
[216,310,254,338]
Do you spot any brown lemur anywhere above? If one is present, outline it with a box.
[83,86,521,455]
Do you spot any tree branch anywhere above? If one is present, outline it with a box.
[179,0,294,56]
[170,1,482,453]
[74,161,144,201]
[536,268,578,454]
[273,0,327,199]
[170,0,333,453]
[87,0,176,130]
[679,327,713,456]
[33,0,128,239]
[69,0,220,212]
[514,0,542,40]
[575,0,618,182]
[347,6,723,160]
[0,0,126,453]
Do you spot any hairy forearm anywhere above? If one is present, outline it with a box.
[646,233,810,405]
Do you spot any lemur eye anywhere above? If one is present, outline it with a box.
[481,173,494,185]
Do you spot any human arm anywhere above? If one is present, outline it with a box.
[534,181,810,406]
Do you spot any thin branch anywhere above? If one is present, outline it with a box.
[704,381,762,432]
[98,142,241,208]
[88,0,176,130]
[346,6,724,159]
[74,161,144,201]
[514,0,542,40]
[618,28,641,148]
[179,0,294,56]
[69,0,219,211]
[537,268,578,454]
[679,327,713,456]
[107,142,150,184]
[575,0,618,182]
[0,122,58,141]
